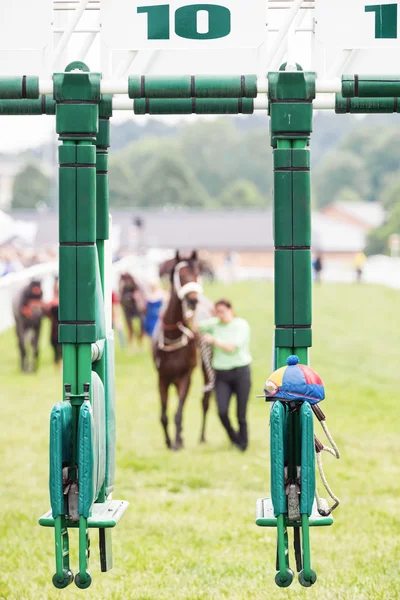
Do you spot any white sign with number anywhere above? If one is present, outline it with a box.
[315,0,400,48]
[100,0,266,50]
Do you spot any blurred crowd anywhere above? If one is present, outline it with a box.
[0,243,57,277]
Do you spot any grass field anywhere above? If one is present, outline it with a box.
[1,281,400,600]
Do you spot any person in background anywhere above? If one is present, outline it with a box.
[112,290,126,348]
[45,277,62,368]
[312,254,323,283]
[144,278,168,339]
[354,251,366,283]
[198,299,252,452]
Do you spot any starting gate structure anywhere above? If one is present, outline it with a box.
[1,0,399,589]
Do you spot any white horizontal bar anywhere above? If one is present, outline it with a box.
[36,77,340,98]
[257,77,268,93]
[39,80,54,94]
[316,79,341,93]
[53,28,99,33]
[112,97,132,110]
[101,80,129,94]
[314,94,335,109]
[254,97,268,110]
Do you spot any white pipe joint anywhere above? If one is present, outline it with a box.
[91,338,105,362]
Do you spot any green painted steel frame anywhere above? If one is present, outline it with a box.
[266,66,319,588]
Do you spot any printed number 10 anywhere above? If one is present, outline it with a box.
[137,4,231,40]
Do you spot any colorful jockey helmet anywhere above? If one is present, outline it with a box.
[263,355,325,404]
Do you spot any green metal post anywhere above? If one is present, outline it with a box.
[54,61,101,589]
[268,66,316,586]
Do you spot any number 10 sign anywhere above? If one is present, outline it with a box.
[100,0,266,50]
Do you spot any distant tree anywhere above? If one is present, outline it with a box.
[365,204,400,256]
[136,152,211,208]
[179,119,240,197]
[380,177,400,213]
[366,131,400,201]
[340,126,392,160]
[11,163,50,210]
[334,186,363,203]
[313,151,371,208]
[218,180,266,208]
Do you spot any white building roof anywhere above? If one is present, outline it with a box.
[330,201,385,228]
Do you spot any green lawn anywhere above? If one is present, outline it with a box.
[1,281,400,600]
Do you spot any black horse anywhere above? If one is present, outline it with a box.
[13,280,44,372]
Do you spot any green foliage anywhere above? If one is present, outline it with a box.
[365,202,400,256]
[380,177,400,213]
[109,119,272,209]
[218,179,266,208]
[11,162,50,210]
[1,282,400,599]
[137,151,211,208]
[313,151,370,208]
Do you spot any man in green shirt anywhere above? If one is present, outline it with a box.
[198,298,252,451]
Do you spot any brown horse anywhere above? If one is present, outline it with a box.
[153,251,214,450]
[119,272,146,346]
[159,254,215,283]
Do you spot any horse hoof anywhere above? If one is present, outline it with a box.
[199,438,206,444]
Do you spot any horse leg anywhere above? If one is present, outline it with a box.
[32,321,42,372]
[199,351,214,444]
[138,314,145,347]
[159,378,172,449]
[16,322,27,372]
[174,373,192,451]
[200,390,212,444]
[123,309,133,346]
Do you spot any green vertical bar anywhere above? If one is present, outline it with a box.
[275,251,293,326]
[54,516,64,580]
[293,347,308,364]
[274,170,293,247]
[276,347,292,369]
[277,514,288,575]
[77,344,92,397]
[78,516,89,583]
[293,250,312,326]
[63,344,78,478]
[301,513,312,578]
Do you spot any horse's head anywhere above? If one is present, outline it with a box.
[172,251,202,320]
[21,280,44,322]
[120,272,136,292]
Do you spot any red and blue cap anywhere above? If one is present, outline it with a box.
[263,355,325,404]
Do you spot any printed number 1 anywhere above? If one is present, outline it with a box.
[138,3,231,40]
[365,3,398,39]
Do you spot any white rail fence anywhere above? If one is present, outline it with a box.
[1,254,399,334]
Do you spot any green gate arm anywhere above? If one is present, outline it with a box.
[128,74,257,99]
[132,97,254,115]
[0,76,40,99]
[335,94,400,114]
[0,97,56,115]
[342,75,400,98]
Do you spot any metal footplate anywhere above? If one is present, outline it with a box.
[256,498,333,527]
[39,500,129,528]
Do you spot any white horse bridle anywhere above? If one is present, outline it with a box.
[173,261,203,300]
